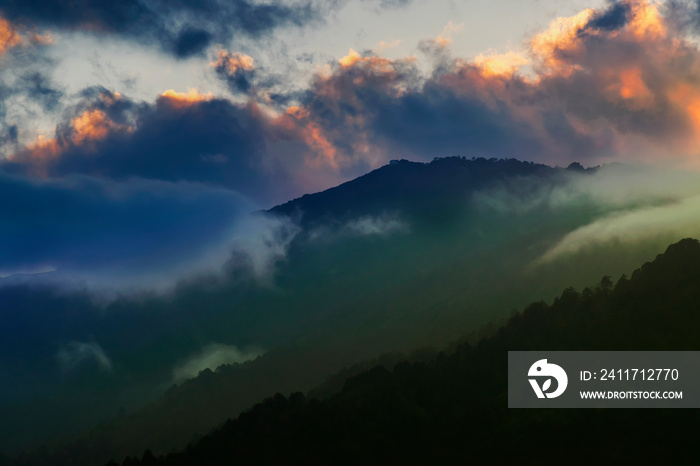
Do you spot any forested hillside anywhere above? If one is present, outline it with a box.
[103,238,700,465]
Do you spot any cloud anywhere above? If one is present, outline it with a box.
[0,0,320,58]
[586,1,632,31]
[473,50,529,78]
[289,49,575,170]
[56,341,113,374]
[3,82,368,203]
[359,0,413,10]
[172,343,262,383]
[538,194,700,263]
[228,213,301,280]
[11,70,63,111]
[0,16,22,59]
[376,0,413,8]
[2,89,294,204]
[0,173,255,291]
[211,48,257,94]
[69,108,126,144]
[344,214,409,236]
[0,265,56,279]
[0,23,63,159]
[254,0,700,174]
[520,0,700,164]
[459,160,700,265]
[474,162,700,214]
[468,163,700,264]
[0,15,53,60]
[9,1,700,206]
[304,213,409,243]
[159,88,215,106]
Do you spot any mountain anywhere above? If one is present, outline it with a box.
[0,158,686,464]
[269,157,586,226]
[107,238,700,466]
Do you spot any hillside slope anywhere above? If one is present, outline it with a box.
[113,238,700,465]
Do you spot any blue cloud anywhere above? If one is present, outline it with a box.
[0,173,253,289]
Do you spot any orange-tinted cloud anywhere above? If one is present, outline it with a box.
[22,135,61,161]
[29,31,54,45]
[277,49,422,169]
[627,0,665,39]
[210,48,257,94]
[337,49,412,79]
[530,1,668,74]
[513,0,700,160]
[0,16,22,58]
[71,109,117,144]
[159,89,215,107]
[473,50,529,78]
[668,83,700,147]
[608,68,654,109]
[618,68,648,99]
[14,95,131,168]
[378,39,401,52]
[338,48,362,68]
[99,91,122,105]
[10,0,700,197]
[8,134,62,177]
[436,21,463,48]
[0,16,54,59]
[277,0,700,172]
[530,8,595,74]
[210,49,255,74]
[277,106,338,168]
[416,21,464,56]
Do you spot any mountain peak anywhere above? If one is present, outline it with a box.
[269,157,558,226]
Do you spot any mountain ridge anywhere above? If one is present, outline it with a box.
[268,157,595,226]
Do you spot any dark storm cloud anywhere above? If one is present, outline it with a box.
[0,173,252,288]
[65,97,272,199]
[0,0,320,58]
[2,89,295,204]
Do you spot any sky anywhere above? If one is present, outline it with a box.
[3,0,700,290]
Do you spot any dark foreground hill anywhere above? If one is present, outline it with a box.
[108,238,700,466]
